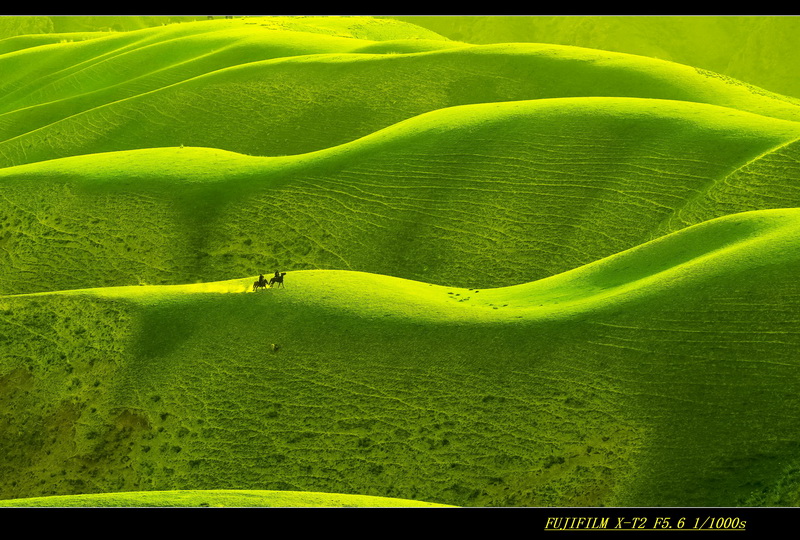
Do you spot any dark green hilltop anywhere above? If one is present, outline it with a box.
[2,15,800,508]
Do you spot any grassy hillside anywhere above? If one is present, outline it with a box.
[655,137,800,234]
[1,30,800,168]
[2,97,800,295]
[0,15,446,44]
[2,209,800,506]
[0,16,206,41]
[396,16,800,102]
[10,16,800,100]
[2,15,800,508]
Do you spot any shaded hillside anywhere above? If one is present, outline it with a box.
[653,137,800,235]
[0,16,206,41]
[0,15,446,43]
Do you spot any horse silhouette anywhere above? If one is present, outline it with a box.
[269,272,286,288]
[253,275,268,292]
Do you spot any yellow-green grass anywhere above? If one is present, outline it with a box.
[653,135,800,234]
[2,22,800,168]
[7,14,799,108]
[396,16,800,101]
[9,207,800,320]
[0,17,454,114]
[0,489,454,507]
[2,97,800,295]
[0,16,447,56]
[0,19,455,158]
[0,16,209,43]
[2,209,800,506]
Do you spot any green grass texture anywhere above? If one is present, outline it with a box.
[2,15,800,508]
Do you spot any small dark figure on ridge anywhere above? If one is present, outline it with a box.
[269,270,286,288]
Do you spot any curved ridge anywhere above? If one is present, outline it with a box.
[3,38,800,168]
[2,97,799,296]
[9,208,799,325]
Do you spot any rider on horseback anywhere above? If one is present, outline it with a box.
[253,274,268,291]
[253,270,286,291]
[270,270,286,288]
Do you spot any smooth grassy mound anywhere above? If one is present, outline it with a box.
[0,19,457,159]
[396,16,800,101]
[2,29,800,168]
[11,207,800,319]
[2,209,800,507]
[2,97,800,295]
[0,17,454,113]
[0,489,453,507]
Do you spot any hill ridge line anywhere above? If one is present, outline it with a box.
[3,39,800,153]
[2,96,799,173]
[3,208,796,322]
[648,133,800,237]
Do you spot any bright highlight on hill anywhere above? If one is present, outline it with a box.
[0,489,454,507]
[13,207,800,320]
[2,15,800,509]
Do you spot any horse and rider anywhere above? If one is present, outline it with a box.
[253,270,286,291]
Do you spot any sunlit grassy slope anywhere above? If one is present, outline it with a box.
[2,97,800,295]
[1,21,800,168]
[3,16,800,508]
[2,208,800,506]
[0,489,453,507]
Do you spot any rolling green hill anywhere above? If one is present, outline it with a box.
[2,97,800,295]
[2,15,800,508]
[2,27,800,168]
[396,16,800,102]
[2,208,800,506]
